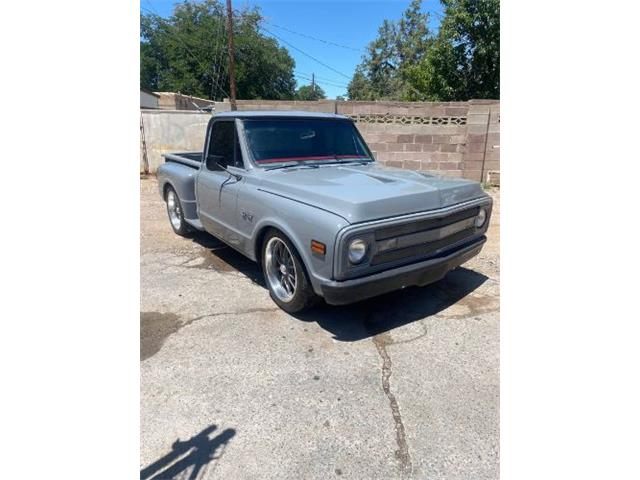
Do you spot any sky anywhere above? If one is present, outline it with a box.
[141,0,444,99]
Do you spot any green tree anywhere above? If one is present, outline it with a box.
[396,0,432,65]
[347,67,374,100]
[407,0,500,100]
[364,19,402,99]
[140,0,296,100]
[395,0,432,99]
[347,0,432,100]
[294,83,326,101]
[348,0,499,101]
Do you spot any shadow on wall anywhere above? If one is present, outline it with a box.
[140,425,236,480]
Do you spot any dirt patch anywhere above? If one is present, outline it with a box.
[140,311,182,361]
[183,250,237,272]
[442,293,498,319]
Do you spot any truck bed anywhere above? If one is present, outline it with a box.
[164,152,202,169]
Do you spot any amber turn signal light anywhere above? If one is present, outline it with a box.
[311,240,326,255]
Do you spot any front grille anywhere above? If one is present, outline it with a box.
[334,200,491,281]
[370,207,479,267]
[374,207,479,240]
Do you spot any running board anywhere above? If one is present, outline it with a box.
[185,218,205,231]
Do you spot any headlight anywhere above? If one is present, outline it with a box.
[475,208,487,228]
[348,239,368,264]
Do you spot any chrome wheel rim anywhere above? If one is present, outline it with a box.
[167,190,182,230]
[265,237,297,303]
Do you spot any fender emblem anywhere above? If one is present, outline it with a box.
[241,211,254,222]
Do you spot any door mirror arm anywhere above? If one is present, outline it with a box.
[221,165,242,181]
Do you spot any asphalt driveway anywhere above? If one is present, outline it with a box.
[140,176,500,479]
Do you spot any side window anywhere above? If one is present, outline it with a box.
[206,121,234,170]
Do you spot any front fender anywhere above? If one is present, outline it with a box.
[245,192,349,296]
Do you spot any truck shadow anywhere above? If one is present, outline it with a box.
[294,267,492,342]
[140,424,236,480]
[189,231,492,342]
[190,232,265,287]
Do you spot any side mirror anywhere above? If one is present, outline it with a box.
[207,153,227,170]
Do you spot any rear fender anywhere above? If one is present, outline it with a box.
[157,162,199,221]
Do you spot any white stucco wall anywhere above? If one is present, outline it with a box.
[140,110,211,173]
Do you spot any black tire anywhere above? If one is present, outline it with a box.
[165,186,192,237]
[261,229,318,313]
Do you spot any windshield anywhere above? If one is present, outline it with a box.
[242,118,373,168]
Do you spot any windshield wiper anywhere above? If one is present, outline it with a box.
[341,159,373,165]
[310,159,373,167]
[265,162,319,171]
[265,157,372,171]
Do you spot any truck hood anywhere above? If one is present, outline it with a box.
[258,163,487,224]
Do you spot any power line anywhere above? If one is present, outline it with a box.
[142,3,229,100]
[294,70,344,85]
[143,1,230,100]
[259,26,352,80]
[295,73,349,90]
[209,4,228,101]
[141,1,230,100]
[296,77,348,90]
[233,44,301,99]
[296,77,346,91]
[140,2,363,98]
[262,20,366,53]
[295,70,349,86]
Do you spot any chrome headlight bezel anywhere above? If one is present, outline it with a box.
[475,207,487,228]
[348,238,368,264]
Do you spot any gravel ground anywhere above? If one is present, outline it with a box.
[140,176,500,480]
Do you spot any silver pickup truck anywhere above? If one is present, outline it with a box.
[157,111,492,313]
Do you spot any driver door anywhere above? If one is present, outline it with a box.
[196,119,244,245]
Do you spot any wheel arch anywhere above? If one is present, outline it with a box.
[254,224,302,264]
[162,181,174,200]
[253,223,312,280]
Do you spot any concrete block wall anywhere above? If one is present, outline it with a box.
[141,99,499,184]
[215,99,337,113]
[339,101,470,178]
[462,100,500,183]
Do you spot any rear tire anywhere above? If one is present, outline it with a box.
[165,187,191,237]
[261,229,318,313]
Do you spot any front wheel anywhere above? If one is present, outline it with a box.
[262,230,318,313]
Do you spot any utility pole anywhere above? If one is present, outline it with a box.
[311,73,315,96]
[225,0,238,110]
